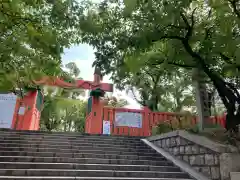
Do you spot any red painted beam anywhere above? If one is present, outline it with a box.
[33,77,113,92]
[75,80,113,92]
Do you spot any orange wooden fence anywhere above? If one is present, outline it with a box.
[85,106,226,136]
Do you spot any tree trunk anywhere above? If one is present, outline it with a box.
[202,67,240,133]
[182,41,240,133]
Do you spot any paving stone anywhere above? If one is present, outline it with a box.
[205,154,215,165]
[173,147,180,155]
[185,145,192,154]
[199,147,207,153]
[170,137,176,147]
[191,145,199,154]
[166,138,170,147]
[200,167,211,177]
[211,167,220,179]
[176,137,181,146]
[189,155,204,165]
[183,155,189,162]
[162,139,166,147]
[179,146,185,154]
[214,155,219,165]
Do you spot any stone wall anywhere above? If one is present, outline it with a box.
[148,130,240,180]
[153,135,220,179]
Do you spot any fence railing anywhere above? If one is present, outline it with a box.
[102,107,148,136]
[85,106,226,136]
[101,107,225,136]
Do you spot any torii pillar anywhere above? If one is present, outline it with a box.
[85,67,113,134]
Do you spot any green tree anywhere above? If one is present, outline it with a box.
[40,61,87,132]
[57,62,86,99]
[80,0,240,132]
[0,0,83,92]
[40,95,60,132]
[158,70,195,112]
[40,95,87,132]
[104,95,129,108]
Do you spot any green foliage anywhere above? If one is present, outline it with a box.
[40,95,87,132]
[80,0,240,131]
[40,61,87,132]
[0,0,83,92]
[152,122,172,135]
[187,124,200,134]
[90,88,105,97]
[152,113,197,135]
[103,95,129,108]
[65,62,81,78]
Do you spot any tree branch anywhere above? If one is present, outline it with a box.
[160,35,185,41]
[180,8,196,41]
[150,59,197,69]
[229,0,240,19]
[220,53,234,64]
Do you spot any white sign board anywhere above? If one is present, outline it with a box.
[0,94,17,129]
[115,112,142,128]
[102,120,111,135]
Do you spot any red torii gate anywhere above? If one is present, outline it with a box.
[12,67,113,132]
[11,67,226,136]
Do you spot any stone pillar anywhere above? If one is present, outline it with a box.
[192,68,210,131]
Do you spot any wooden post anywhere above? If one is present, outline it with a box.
[143,106,151,136]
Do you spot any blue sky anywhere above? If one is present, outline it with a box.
[62,44,141,109]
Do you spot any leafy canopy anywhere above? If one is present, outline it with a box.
[0,0,84,92]
[80,0,240,131]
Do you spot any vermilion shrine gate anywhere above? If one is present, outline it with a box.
[0,68,226,136]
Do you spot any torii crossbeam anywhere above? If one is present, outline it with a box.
[33,67,113,92]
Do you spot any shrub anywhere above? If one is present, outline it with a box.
[152,121,173,135]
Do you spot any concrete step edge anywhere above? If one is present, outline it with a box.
[0,151,164,160]
[0,176,194,179]
[0,162,174,168]
[0,141,149,149]
[0,139,145,147]
[0,145,151,150]
[0,151,160,156]
[0,150,162,157]
[0,131,144,139]
[0,138,142,144]
[0,138,143,143]
[0,169,187,173]
[0,147,155,153]
[0,156,169,163]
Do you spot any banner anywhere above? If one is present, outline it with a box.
[115,112,142,128]
[0,94,17,128]
[102,120,111,135]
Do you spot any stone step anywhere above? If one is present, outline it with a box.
[0,146,156,154]
[0,151,165,161]
[0,136,145,146]
[0,169,191,178]
[0,139,144,147]
[0,131,144,140]
[0,176,194,180]
[0,143,155,152]
[0,142,148,149]
[1,149,157,156]
[0,129,144,136]
[0,156,173,166]
[0,162,181,172]
[0,136,143,145]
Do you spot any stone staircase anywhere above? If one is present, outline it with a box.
[0,130,194,180]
